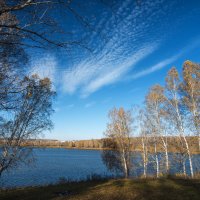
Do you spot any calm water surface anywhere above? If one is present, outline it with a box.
[1,148,200,188]
[0,148,113,188]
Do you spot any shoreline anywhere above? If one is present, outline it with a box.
[13,145,200,154]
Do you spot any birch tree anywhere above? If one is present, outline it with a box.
[181,60,200,151]
[138,109,149,178]
[144,103,160,177]
[164,67,194,178]
[145,84,169,174]
[0,74,55,177]
[102,107,133,178]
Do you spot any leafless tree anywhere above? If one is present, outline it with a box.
[0,0,100,50]
[0,6,28,110]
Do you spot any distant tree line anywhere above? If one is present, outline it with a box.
[1,136,199,153]
[0,138,104,149]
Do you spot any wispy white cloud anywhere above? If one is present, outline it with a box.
[129,37,200,80]
[28,0,199,98]
[59,0,179,96]
[130,54,180,79]
[29,0,199,98]
[62,43,158,97]
[61,0,166,97]
[81,44,157,97]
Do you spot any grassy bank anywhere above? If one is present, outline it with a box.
[1,178,200,200]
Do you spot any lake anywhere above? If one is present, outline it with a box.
[0,148,114,188]
[0,148,200,188]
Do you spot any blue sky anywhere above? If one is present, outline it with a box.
[30,0,200,141]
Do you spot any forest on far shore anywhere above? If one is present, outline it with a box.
[0,137,199,153]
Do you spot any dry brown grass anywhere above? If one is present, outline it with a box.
[1,178,200,200]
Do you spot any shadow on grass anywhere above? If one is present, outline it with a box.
[131,178,200,200]
[0,178,200,200]
[0,180,108,200]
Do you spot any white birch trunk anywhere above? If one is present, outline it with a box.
[161,137,169,173]
[182,136,194,178]
[183,159,186,178]
[174,89,194,178]
[154,142,159,178]
[142,138,147,178]
[122,149,128,178]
